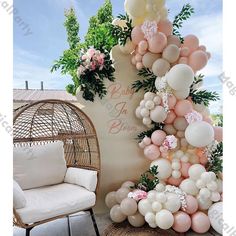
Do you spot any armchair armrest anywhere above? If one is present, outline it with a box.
[64,167,97,192]
[13,180,26,209]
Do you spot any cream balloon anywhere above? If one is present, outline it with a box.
[120,198,138,216]
[150,158,172,179]
[105,191,118,209]
[185,121,214,147]
[188,164,206,181]
[138,199,153,216]
[128,212,145,227]
[121,181,135,189]
[155,209,174,230]
[173,88,190,100]
[167,35,181,47]
[115,188,130,203]
[110,205,127,223]
[145,212,156,224]
[166,64,194,90]
[208,202,223,234]
[142,52,162,68]
[124,0,146,18]
[163,193,181,213]
[162,44,180,63]
[180,179,199,196]
[150,106,167,123]
[152,58,170,77]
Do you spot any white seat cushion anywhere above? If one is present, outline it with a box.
[13,180,26,209]
[16,183,96,224]
[14,141,67,190]
[64,167,97,192]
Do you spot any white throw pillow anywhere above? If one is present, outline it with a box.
[13,180,26,209]
[14,141,67,190]
[64,167,97,192]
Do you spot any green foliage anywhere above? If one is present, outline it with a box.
[211,114,223,127]
[137,123,164,142]
[207,142,223,176]
[135,165,159,192]
[172,4,194,43]
[132,68,157,93]
[190,90,220,107]
[111,14,133,46]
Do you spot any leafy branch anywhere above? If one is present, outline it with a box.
[172,4,194,43]
[135,165,159,192]
[132,68,157,93]
[207,142,223,176]
[111,14,133,46]
[137,123,164,142]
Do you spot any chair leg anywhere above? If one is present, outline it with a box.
[25,227,33,236]
[89,208,100,236]
[67,215,72,236]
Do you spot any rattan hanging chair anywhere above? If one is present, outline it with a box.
[13,99,101,236]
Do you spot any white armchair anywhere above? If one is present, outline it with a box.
[13,100,101,236]
[14,141,100,236]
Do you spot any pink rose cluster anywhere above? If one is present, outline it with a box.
[77,47,105,76]
[128,189,148,201]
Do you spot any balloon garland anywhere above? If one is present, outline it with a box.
[105,0,223,234]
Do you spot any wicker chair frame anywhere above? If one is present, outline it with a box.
[13,99,101,236]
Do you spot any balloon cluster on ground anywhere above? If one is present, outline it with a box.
[106,0,223,234]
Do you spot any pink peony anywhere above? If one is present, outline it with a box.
[128,189,147,201]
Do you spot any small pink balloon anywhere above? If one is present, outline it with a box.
[191,212,210,233]
[173,211,191,233]
[180,162,191,178]
[151,130,167,146]
[183,35,199,53]
[143,136,152,146]
[214,126,223,142]
[167,176,183,187]
[161,94,177,109]
[174,100,193,117]
[180,47,190,57]
[131,26,145,45]
[138,48,147,55]
[198,45,206,51]
[199,154,208,165]
[158,19,173,36]
[144,144,160,160]
[178,57,188,64]
[136,62,144,70]
[184,195,198,214]
[148,32,167,53]
[135,53,142,62]
[164,110,177,124]
[188,50,208,71]
[138,40,148,51]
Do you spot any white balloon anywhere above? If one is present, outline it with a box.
[138,199,152,216]
[145,212,156,224]
[151,158,172,179]
[163,193,181,213]
[155,209,174,230]
[135,106,142,119]
[172,170,181,179]
[166,64,194,90]
[140,107,150,117]
[144,92,156,101]
[143,117,152,126]
[147,190,157,202]
[145,100,155,110]
[201,172,214,184]
[152,201,162,212]
[171,162,181,170]
[180,179,199,196]
[207,181,218,192]
[208,202,223,234]
[153,96,162,105]
[124,0,146,17]
[210,192,221,202]
[197,196,212,210]
[155,183,165,192]
[188,164,206,180]
[199,188,211,200]
[140,100,146,107]
[150,106,167,123]
[216,179,223,193]
[156,192,167,203]
[173,88,190,100]
[185,121,214,147]
[196,179,206,189]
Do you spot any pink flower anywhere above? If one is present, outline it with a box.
[81,54,87,60]
[77,65,85,75]
[90,61,96,71]
[185,110,203,124]
[87,48,96,57]
[128,189,147,201]
[161,135,177,150]
[97,56,104,65]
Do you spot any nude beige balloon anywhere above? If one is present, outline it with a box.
[115,188,130,203]
[142,52,161,68]
[120,198,138,216]
[105,191,118,209]
[162,44,180,63]
[128,212,145,227]
[152,58,170,77]
[110,204,127,223]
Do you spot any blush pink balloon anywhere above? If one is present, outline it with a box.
[136,62,144,70]
[164,110,177,124]
[191,212,210,233]
[180,47,190,57]
[161,94,177,109]
[138,40,148,51]
[203,116,213,124]
[198,45,206,51]
[183,35,199,53]
[184,195,198,214]
[144,144,160,160]
[178,57,188,64]
[214,126,223,142]
[188,50,208,71]
[151,130,167,146]
[143,136,152,146]
[180,162,191,178]
[173,211,191,233]
[131,26,145,45]
[167,176,183,187]
[174,100,193,117]
[135,53,142,62]
[199,155,208,165]
[158,19,173,36]
[148,32,167,53]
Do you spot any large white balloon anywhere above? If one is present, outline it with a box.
[180,179,199,196]
[208,202,223,234]
[188,164,206,181]
[173,88,190,100]
[138,199,153,216]
[185,121,215,147]
[166,64,194,90]
[163,193,181,213]
[150,158,172,179]
[155,209,174,229]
